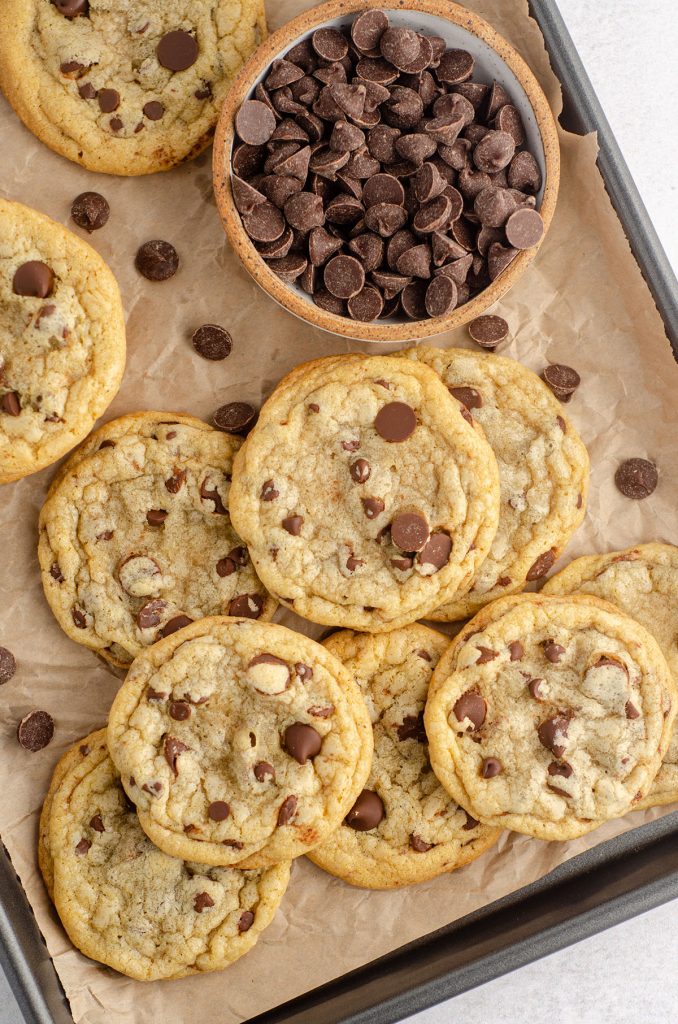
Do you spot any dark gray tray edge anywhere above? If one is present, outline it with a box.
[2,2,678,1023]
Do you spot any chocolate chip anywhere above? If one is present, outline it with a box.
[50,563,65,583]
[409,834,434,852]
[97,88,119,113]
[312,27,349,62]
[159,615,194,637]
[481,757,502,778]
[437,49,474,85]
[488,242,519,280]
[350,458,371,483]
[89,814,105,832]
[375,401,416,442]
[347,286,384,321]
[191,323,233,361]
[72,608,87,629]
[261,479,279,501]
[208,800,230,821]
[543,641,565,664]
[194,892,215,913]
[17,710,54,752]
[453,691,486,730]
[78,81,97,100]
[526,549,556,581]
[347,234,384,272]
[71,192,110,233]
[397,711,427,743]
[228,594,264,618]
[51,0,89,15]
[324,254,365,298]
[468,314,509,348]
[537,715,570,758]
[495,104,525,146]
[163,736,188,774]
[361,497,385,519]
[283,723,322,764]
[169,701,191,721]
[476,647,498,664]
[345,789,384,830]
[135,240,179,281]
[463,813,479,831]
[425,274,457,317]
[143,100,164,121]
[1,392,20,416]
[244,202,286,243]
[282,515,304,535]
[364,202,408,238]
[542,364,580,400]
[509,641,524,662]
[75,838,91,855]
[213,402,257,434]
[13,261,54,298]
[0,647,16,684]
[505,208,544,249]
[277,794,298,825]
[137,599,167,629]
[625,701,640,720]
[391,511,429,551]
[267,59,305,91]
[615,459,658,499]
[146,508,168,526]
[237,910,255,932]
[449,386,482,411]
[548,760,573,778]
[157,30,199,72]
[418,531,451,570]
[165,467,186,493]
[508,151,542,193]
[254,761,276,782]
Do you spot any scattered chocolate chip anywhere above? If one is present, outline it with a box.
[192,324,232,361]
[625,701,640,720]
[277,794,298,825]
[537,714,570,757]
[157,30,199,72]
[146,508,168,526]
[17,710,54,751]
[261,479,279,501]
[453,691,486,730]
[468,314,508,348]
[137,599,167,629]
[1,392,21,416]
[527,678,544,700]
[0,647,16,684]
[238,910,255,932]
[283,723,322,764]
[548,760,573,778]
[463,813,479,830]
[542,363,580,401]
[526,548,556,581]
[50,563,65,583]
[159,614,194,637]
[135,240,179,281]
[397,712,427,743]
[97,88,119,113]
[213,402,257,434]
[481,757,502,778]
[418,531,452,570]
[509,641,524,662]
[254,761,275,782]
[194,892,215,913]
[543,641,565,663]
[71,192,110,233]
[615,459,658,500]
[346,789,384,830]
[409,834,434,852]
[89,814,105,832]
[143,100,165,121]
[13,261,54,298]
[375,401,416,442]
[169,700,191,721]
[450,386,482,410]
[391,511,429,551]
[228,594,264,618]
[349,458,371,484]
[476,646,498,664]
[282,515,304,535]
[164,736,188,774]
[72,608,87,629]
[208,800,230,821]
[75,837,91,855]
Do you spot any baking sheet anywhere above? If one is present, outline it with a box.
[1,1,677,1022]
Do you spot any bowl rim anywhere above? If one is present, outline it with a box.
[213,0,561,343]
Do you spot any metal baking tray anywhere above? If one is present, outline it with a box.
[1,2,677,1022]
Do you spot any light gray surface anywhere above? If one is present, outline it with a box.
[1,2,677,1023]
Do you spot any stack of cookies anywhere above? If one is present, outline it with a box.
[35,351,678,981]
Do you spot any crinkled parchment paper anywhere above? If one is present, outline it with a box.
[0,2,676,1022]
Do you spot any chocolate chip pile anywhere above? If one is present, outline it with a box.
[230,11,545,322]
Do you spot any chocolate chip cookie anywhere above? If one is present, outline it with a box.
[543,544,678,808]
[0,197,125,484]
[0,0,266,175]
[106,618,373,867]
[43,730,289,980]
[308,626,500,888]
[229,354,501,631]
[38,412,274,668]
[425,594,676,840]
[401,347,589,619]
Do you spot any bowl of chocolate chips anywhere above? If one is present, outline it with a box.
[214,0,559,342]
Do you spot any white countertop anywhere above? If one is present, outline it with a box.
[1,1,676,1022]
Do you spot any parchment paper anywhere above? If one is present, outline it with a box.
[1,2,677,1022]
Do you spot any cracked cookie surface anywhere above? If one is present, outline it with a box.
[229,354,501,632]
[38,412,275,667]
[107,618,373,867]
[424,594,676,840]
[0,0,266,175]
[543,543,678,808]
[401,347,589,620]
[308,626,500,889]
[44,730,290,981]
[0,197,125,483]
